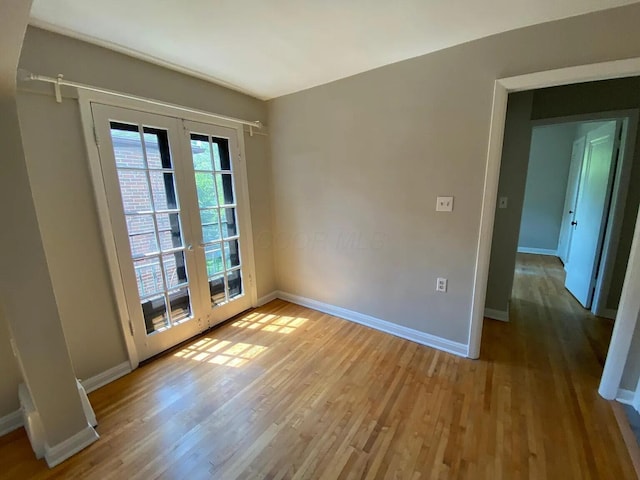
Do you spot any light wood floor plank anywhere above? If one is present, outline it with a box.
[0,254,635,478]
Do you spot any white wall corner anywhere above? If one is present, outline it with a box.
[516,247,558,256]
[275,291,469,358]
[256,291,278,307]
[44,424,99,468]
[0,409,24,437]
[2,361,130,441]
[79,361,131,394]
[19,379,99,463]
[616,388,635,405]
[484,303,510,322]
[76,380,97,428]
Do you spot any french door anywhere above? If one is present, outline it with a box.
[92,104,253,360]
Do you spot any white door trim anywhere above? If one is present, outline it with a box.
[77,89,258,369]
[469,58,640,401]
[592,114,639,316]
[78,93,139,368]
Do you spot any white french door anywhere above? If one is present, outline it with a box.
[92,104,254,360]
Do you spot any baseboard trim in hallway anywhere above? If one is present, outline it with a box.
[484,304,510,322]
[617,388,635,406]
[612,401,640,479]
[517,247,558,256]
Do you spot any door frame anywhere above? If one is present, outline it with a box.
[529,110,638,318]
[469,57,640,400]
[77,89,258,369]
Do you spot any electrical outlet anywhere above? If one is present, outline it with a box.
[498,196,508,209]
[436,277,448,292]
[436,196,454,212]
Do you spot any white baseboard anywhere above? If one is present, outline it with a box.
[617,388,635,406]
[256,291,278,307]
[598,308,618,320]
[44,424,99,468]
[1,362,131,439]
[275,291,468,358]
[484,305,510,322]
[80,361,131,394]
[0,409,23,436]
[517,247,558,256]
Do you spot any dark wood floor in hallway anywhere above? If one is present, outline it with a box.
[0,254,634,479]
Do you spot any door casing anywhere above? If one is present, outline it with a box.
[469,57,640,403]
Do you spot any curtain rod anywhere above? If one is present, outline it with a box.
[18,70,264,133]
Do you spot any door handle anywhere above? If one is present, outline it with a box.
[569,210,574,214]
[186,244,194,251]
[571,221,578,226]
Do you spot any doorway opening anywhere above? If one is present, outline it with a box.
[515,113,636,319]
[480,76,640,455]
[483,81,640,325]
[480,73,640,406]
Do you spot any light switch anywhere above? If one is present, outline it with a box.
[498,197,508,209]
[436,196,454,212]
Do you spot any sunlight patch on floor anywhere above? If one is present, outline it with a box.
[174,337,267,367]
[231,313,308,334]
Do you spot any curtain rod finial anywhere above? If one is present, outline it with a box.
[17,69,34,82]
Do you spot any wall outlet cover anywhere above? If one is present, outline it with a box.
[436,196,454,212]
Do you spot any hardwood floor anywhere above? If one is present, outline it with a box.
[0,254,634,479]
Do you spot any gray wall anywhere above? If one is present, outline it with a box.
[486,92,533,313]
[0,308,21,416]
[0,26,275,418]
[518,124,576,251]
[268,4,640,345]
[1,1,93,446]
[0,0,27,420]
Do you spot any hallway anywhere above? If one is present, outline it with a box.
[482,253,625,477]
[0,255,634,479]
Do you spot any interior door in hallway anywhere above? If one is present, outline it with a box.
[564,120,620,308]
[557,136,586,265]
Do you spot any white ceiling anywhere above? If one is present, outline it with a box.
[29,0,638,100]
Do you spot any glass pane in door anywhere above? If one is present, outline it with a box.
[190,134,243,306]
[110,122,193,334]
